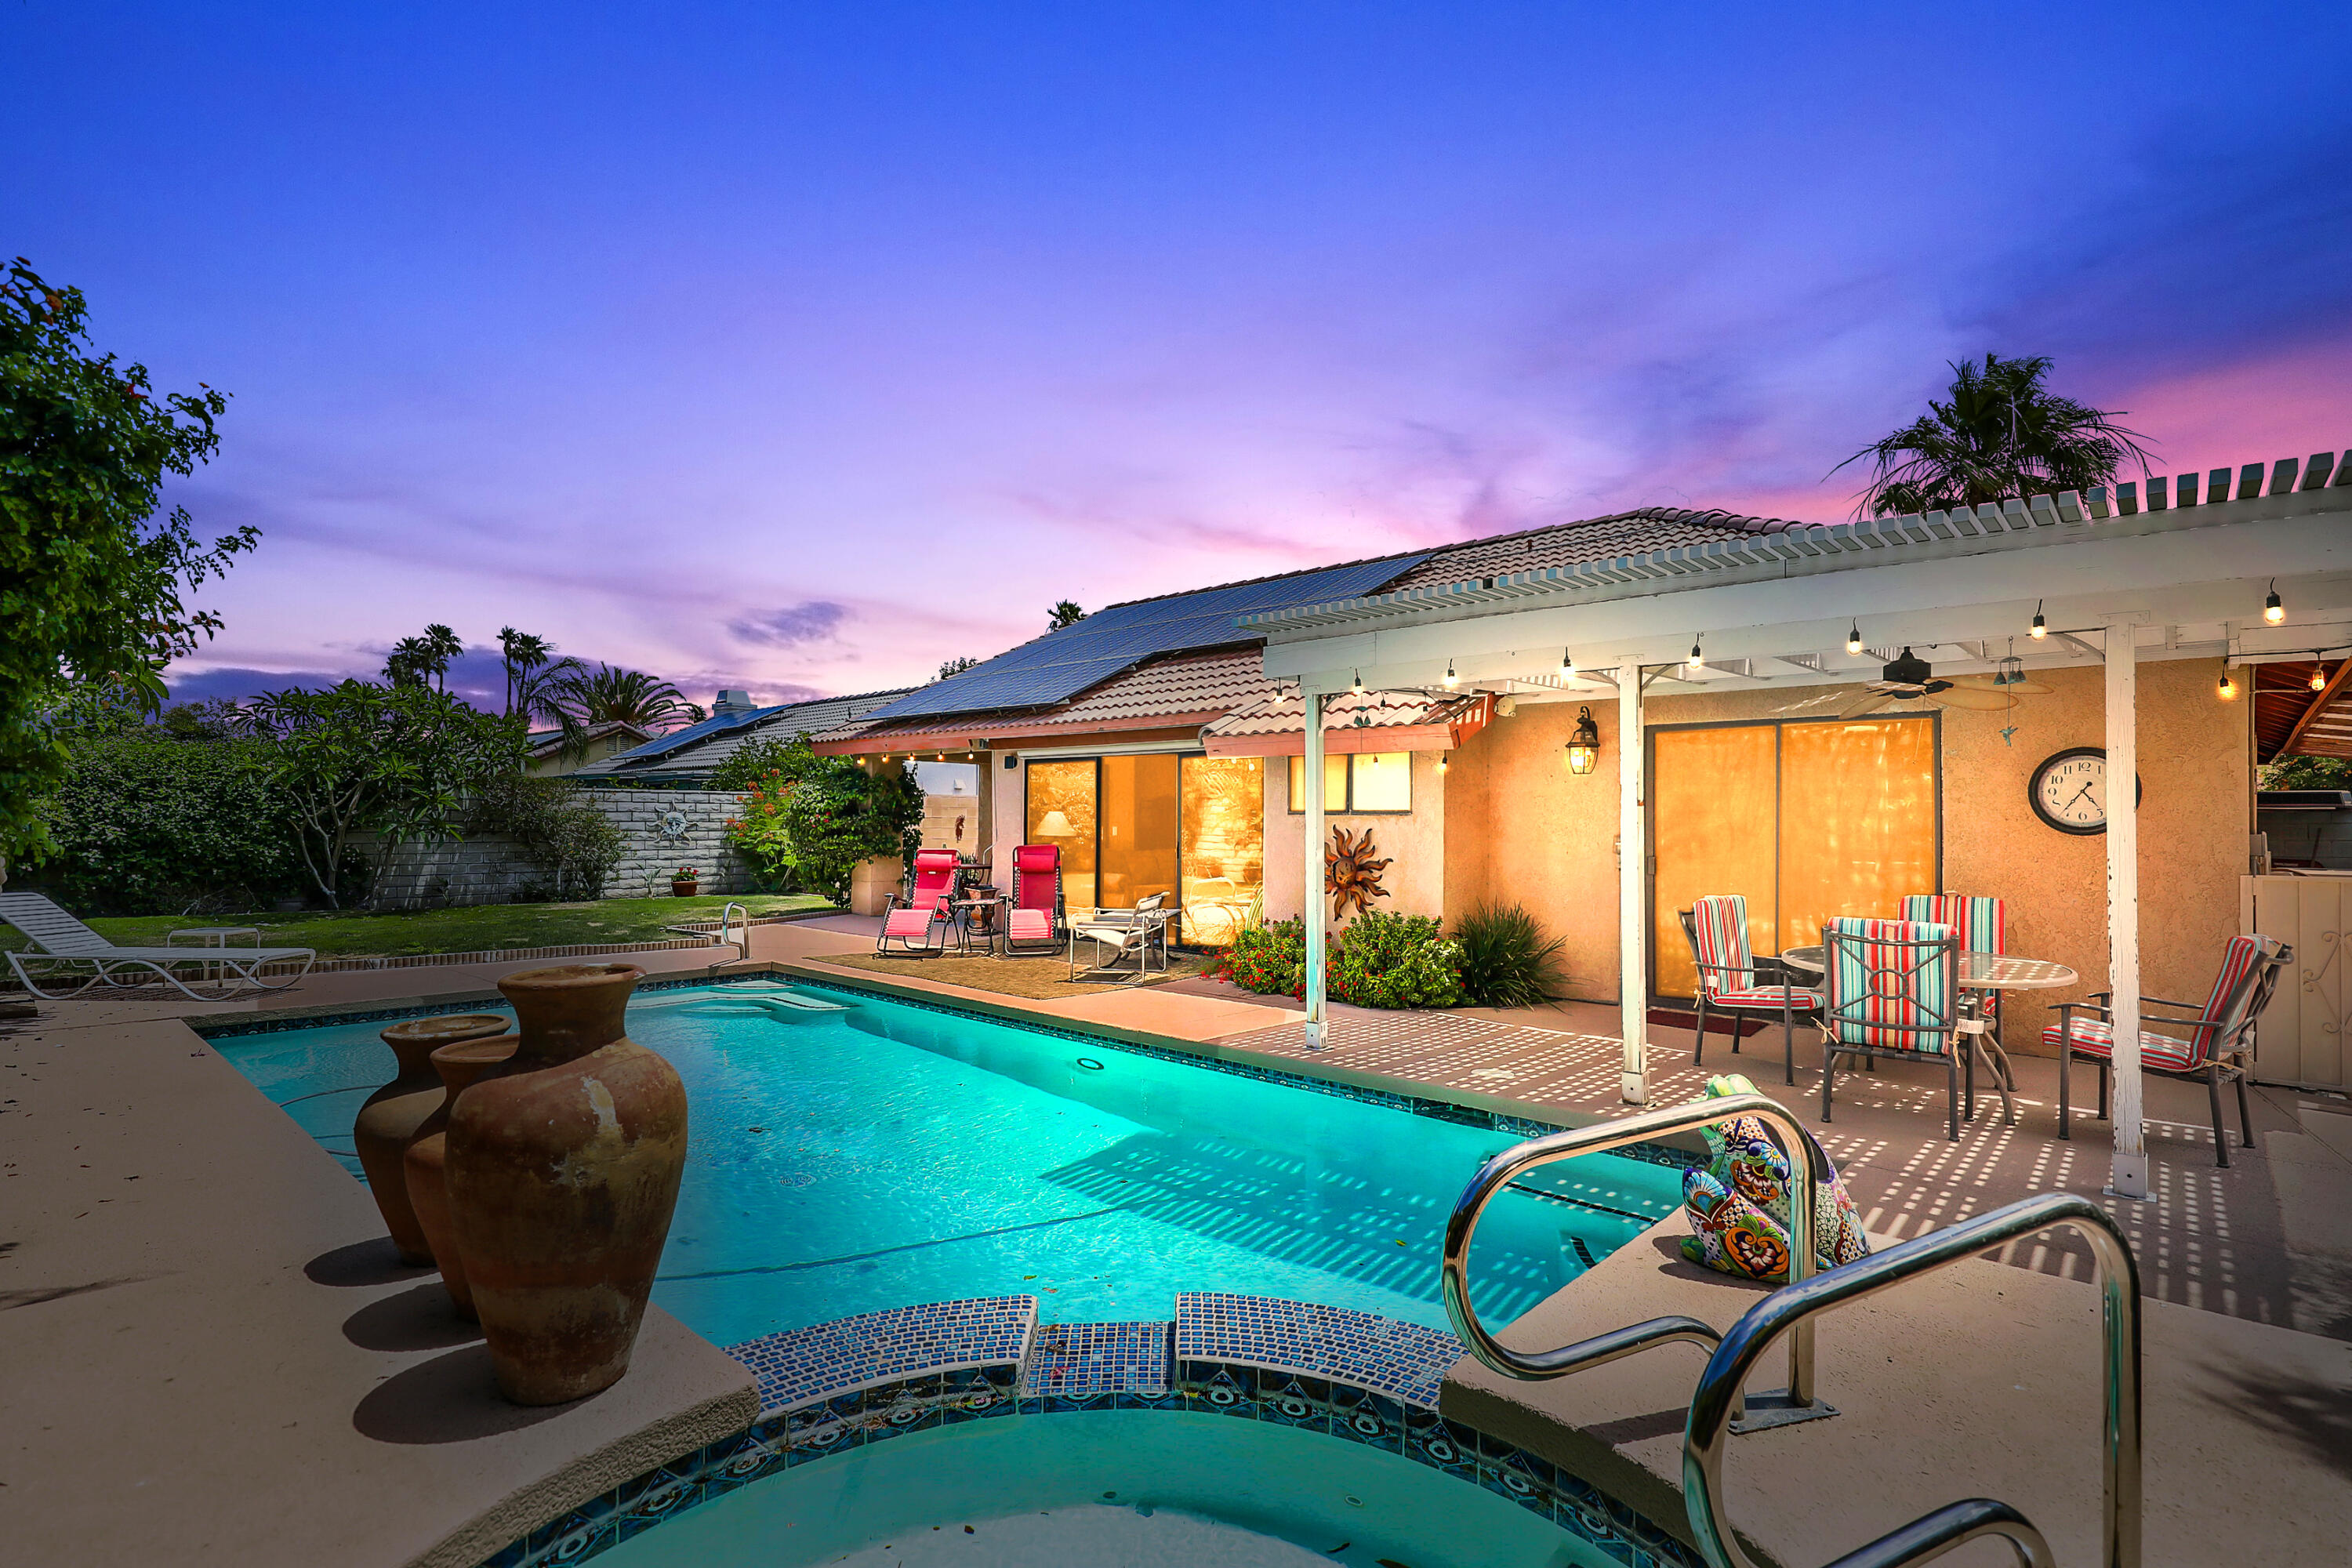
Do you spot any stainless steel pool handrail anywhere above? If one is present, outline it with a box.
[716,902,750,966]
[1682,1191,2141,1568]
[1442,1093,1835,1404]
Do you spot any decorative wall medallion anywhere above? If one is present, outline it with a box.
[658,809,691,842]
[1325,826,1392,919]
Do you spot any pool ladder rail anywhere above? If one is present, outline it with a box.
[1443,1098,2142,1568]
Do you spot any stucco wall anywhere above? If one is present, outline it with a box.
[1264,750,1447,930]
[1445,661,2251,1054]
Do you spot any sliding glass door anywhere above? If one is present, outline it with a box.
[1025,753,1267,940]
[1650,715,1939,999]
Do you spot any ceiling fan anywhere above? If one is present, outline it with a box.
[1840,648,2020,718]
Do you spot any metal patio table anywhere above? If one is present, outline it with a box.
[1779,946,2078,1127]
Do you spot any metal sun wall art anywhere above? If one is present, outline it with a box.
[1325,826,1392,919]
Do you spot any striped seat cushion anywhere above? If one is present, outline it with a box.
[2039,1018,2202,1072]
[1712,985,1821,1010]
[1900,895,2006,955]
[882,908,936,939]
[1823,917,1957,1054]
[1690,895,1758,1000]
[1007,909,1052,941]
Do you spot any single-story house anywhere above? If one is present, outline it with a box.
[572,688,915,786]
[524,720,657,776]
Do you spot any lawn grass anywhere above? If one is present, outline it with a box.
[0,894,836,958]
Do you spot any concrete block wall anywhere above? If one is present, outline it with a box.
[365,791,759,907]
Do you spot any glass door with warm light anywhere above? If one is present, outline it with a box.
[1648,714,1939,1000]
[1025,759,1098,909]
[1179,755,1265,945]
[1099,754,1179,913]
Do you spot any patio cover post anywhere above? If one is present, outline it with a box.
[1305,688,1329,1050]
[1618,663,1649,1103]
[2105,622,2149,1199]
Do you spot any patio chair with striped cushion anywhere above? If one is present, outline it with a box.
[875,848,960,958]
[1819,916,1970,1142]
[1678,895,1819,1087]
[2042,934,2290,1168]
[1903,893,2010,1055]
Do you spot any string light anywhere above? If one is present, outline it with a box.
[2216,669,2236,701]
[2265,582,2285,625]
[2030,601,2047,640]
[1436,752,1449,774]
[1846,623,1863,655]
[2312,660,2330,693]
[1443,660,1457,689]
[1351,670,1363,695]
[1687,637,1704,672]
[1558,648,1574,680]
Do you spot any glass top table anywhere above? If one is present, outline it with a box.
[1777,946,2077,991]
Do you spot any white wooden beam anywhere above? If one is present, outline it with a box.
[1304,688,1328,1050]
[1619,663,1649,1104]
[2105,620,2149,1199]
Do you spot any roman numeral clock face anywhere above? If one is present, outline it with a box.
[2030,747,2140,835]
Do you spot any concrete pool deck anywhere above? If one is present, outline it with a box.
[5,916,2348,1564]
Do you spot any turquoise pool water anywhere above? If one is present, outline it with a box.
[216,981,1682,1345]
[593,1410,1605,1568]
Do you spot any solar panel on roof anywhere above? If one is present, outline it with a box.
[604,706,774,764]
[863,553,1427,721]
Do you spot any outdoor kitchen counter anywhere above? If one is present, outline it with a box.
[0,1007,757,1568]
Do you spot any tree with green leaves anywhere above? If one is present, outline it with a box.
[936,655,980,681]
[384,623,463,691]
[1835,354,2156,518]
[1048,600,1086,630]
[497,626,555,714]
[2,257,257,863]
[234,680,527,906]
[528,659,696,760]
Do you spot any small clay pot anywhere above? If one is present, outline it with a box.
[448,964,688,1405]
[404,1035,520,1319]
[354,1014,510,1264]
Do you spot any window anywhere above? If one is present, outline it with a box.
[1287,752,1412,813]
[1179,756,1264,945]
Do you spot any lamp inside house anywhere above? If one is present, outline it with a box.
[1565,706,1601,775]
[1036,810,1076,838]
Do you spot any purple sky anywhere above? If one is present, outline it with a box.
[11,3,2350,710]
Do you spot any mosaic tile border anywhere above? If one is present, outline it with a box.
[727,1297,1036,1415]
[480,1290,1704,1568]
[1174,1292,1462,1406]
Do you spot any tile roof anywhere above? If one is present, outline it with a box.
[1203,687,1486,739]
[1390,506,1807,593]
[574,687,915,778]
[815,650,1278,748]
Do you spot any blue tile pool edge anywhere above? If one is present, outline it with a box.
[476,1291,1706,1568]
[186,967,1707,1177]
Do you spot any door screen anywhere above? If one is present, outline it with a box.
[1650,716,1937,999]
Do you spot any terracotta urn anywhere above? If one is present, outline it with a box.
[354,1014,510,1264]
[446,964,688,1405]
[403,1034,520,1319]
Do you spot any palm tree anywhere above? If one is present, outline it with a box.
[1047,600,1087,630]
[383,625,463,691]
[1834,354,2156,518]
[420,624,463,693]
[496,626,555,715]
[532,661,695,757]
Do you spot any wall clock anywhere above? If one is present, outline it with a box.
[2028,746,2141,836]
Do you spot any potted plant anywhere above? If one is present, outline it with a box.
[670,866,700,898]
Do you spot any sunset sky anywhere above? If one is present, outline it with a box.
[11,2,2350,710]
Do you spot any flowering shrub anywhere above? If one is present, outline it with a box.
[1215,909,1464,1010]
[1330,910,1463,1009]
[722,732,922,904]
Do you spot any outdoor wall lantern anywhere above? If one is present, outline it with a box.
[1565,706,1601,775]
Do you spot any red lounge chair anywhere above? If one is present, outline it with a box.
[1000,844,1064,956]
[877,848,960,957]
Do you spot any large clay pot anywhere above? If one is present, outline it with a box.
[446,964,688,1406]
[403,1034,520,1319]
[354,1014,510,1263]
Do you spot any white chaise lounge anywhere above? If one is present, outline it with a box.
[0,892,317,1001]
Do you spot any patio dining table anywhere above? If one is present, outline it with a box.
[1777,945,2078,1127]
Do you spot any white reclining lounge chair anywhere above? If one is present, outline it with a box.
[1,892,317,1001]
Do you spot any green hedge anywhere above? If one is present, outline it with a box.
[28,735,308,914]
[1214,909,1464,1009]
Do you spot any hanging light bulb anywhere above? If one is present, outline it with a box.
[1436,752,1449,774]
[1846,623,1863,656]
[1351,670,1363,695]
[2312,661,2330,693]
[2030,601,2047,640]
[1558,648,1573,681]
[2266,582,2285,624]
[1687,637,1704,672]
[1443,659,1458,689]
[2217,668,2237,701]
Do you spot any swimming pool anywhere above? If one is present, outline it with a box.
[216,978,1683,1346]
